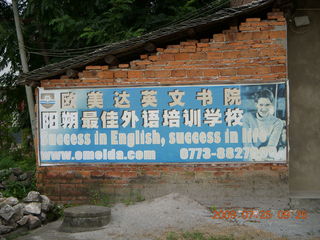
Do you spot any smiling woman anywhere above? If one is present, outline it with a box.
[242,88,284,161]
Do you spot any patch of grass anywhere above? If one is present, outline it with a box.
[209,205,217,212]
[122,191,145,206]
[89,190,113,207]
[4,228,30,240]
[165,231,235,240]
[0,150,35,172]
[183,231,206,240]
[166,231,179,240]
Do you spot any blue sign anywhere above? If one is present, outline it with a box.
[38,82,287,165]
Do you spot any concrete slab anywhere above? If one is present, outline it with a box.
[59,205,111,233]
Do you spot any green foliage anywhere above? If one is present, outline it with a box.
[89,190,112,207]
[166,232,180,240]
[0,168,36,199]
[0,150,35,171]
[209,205,217,212]
[46,204,65,221]
[122,191,145,205]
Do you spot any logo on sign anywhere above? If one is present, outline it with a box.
[40,93,55,109]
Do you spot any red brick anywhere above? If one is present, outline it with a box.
[271,65,286,73]
[237,67,255,75]
[239,26,260,32]
[91,171,104,178]
[240,50,259,58]
[114,71,128,78]
[267,11,284,20]
[236,32,253,41]
[223,51,241,59]
[269,31,286,39]
[175,53,191,61]
[144,71,156,78]
[187,69,203,77]
[60,75,69,79]
[135,60,152,66]
[246,18,261,22]
[277,17,286,22]
[122,172,138,178]
[128,71,143,78]
[171,70,186,77]
[181,41,197,46]
[167,45,180,49]
[78,171,91,179]
[164,48,180,54]
[200,38,210,43]
[224,33,236,42]
[97,71,114,79]
[101,65,109,70]
[190,52,207,60]
[213,34,225,42]
[46,171,60,178]
[159,54,175,61]
[155,70,171,78]
[197,43,210,48]
[86,65,102,70]
[252,31,269,40]
[140,54,148,59]
[118,64,129,68]
[60,170,75,179]
[207,52,222,60]
[229,26,239,32]
[203,69,219,76]
[219,69,236,76]
[82,71,98,78]
[106,171,122,178]
[148,55,158,61]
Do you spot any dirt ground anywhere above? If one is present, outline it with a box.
[6,193,320,240]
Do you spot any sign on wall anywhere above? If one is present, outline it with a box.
[38,82,287,165]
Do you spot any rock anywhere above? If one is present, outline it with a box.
[0,225,13,234]
[20,179,31,186]
[4,197,19,206]
[24,202,41,215]
[0,198,5,203]
[0,169,10,177]
[40,195,52,212]
[26,171,34,179]
[12,203,25,222]
[0,204,15,221]
[27,215,41,230]
[39,212,46,222]
[18,173,28,181]
[0,183,5,190]
[11,168,23,176]
[24,191,41,202]
[17,215,29,226]
[8,174,17,182]
[4,218,17,230]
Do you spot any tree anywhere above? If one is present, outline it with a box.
[0,0,229,146]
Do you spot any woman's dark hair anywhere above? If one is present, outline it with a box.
[253,89,274,103]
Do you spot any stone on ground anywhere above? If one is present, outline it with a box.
[59,205,111,233]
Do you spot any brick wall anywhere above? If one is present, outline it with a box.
[37,10,289,208]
